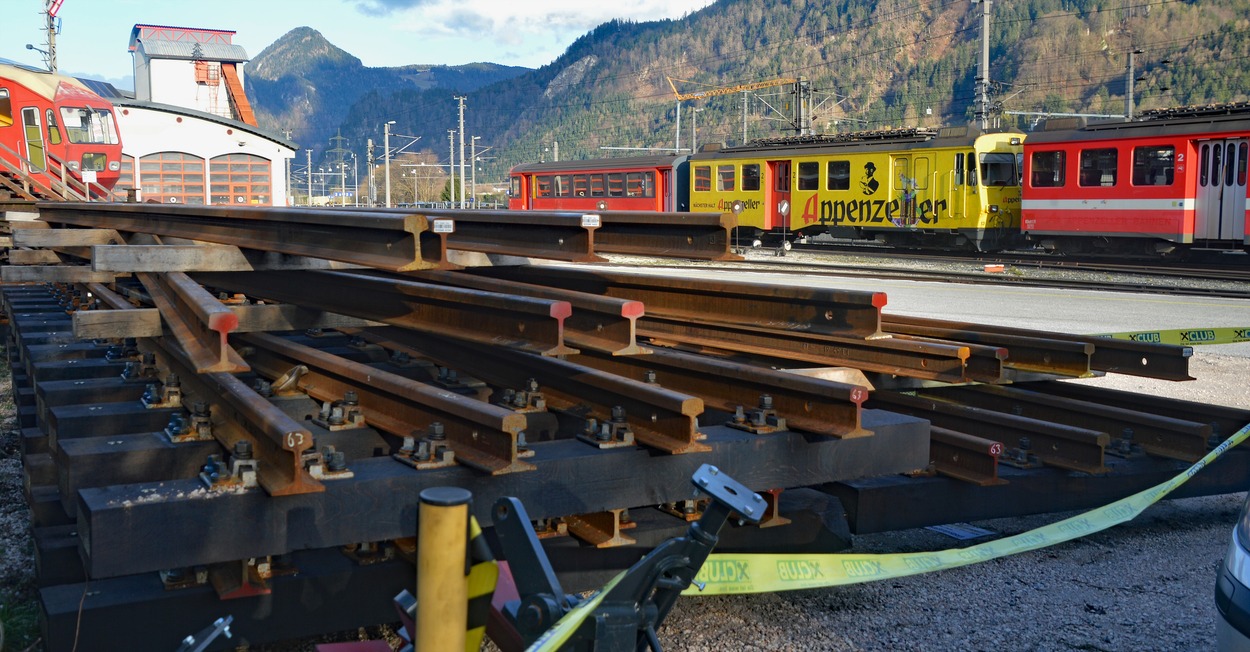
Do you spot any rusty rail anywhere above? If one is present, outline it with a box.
[239,333,535,474]
[360,328,709,454]
[193,270,575,356]
[474,265,887,339]
[929,426,1006,486]
[136,272,246,374]
[883,314,1190,380]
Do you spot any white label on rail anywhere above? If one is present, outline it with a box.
[581,214,602,228]
[432,219,455,233]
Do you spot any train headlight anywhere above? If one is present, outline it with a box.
[67,160,80,171]
[989,205,1000,213]
[108,161,120,171]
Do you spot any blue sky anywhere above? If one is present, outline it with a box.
[3,0,716,88]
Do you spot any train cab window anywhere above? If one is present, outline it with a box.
[44,109,61,145]
[607,172,625,196]
[717,165,735,191]
[694,166,712,192]
[1078,148,1117,187]
[59,107,119,145]
[510,176,522,198]
[1030,151,1065,187]
[827,160,850,190]
[742,164,761,191]
[589,174,605,197]
[797,161,819,190]
[1131,146,1174,186]
[0,89,11,127]
[979,153,1017,186]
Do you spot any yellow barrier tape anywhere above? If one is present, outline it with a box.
[526,570,627,652]
[682,421,1250,596]
[1094,326,1250,346]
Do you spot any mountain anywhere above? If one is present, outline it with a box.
[244,27,530,155]
[247,1,1250,200]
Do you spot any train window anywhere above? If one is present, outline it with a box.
[553,174,571,197]
[914,157,930,190]
[827,160,850,190]
[1030,151,1065,187]
[1200,145,1209,187]
[797,161,819,190]
[954,153,965,185]
[774,162,791,192]
[1240,143,1248,186]
[1212,144,1223,188]
[607,173,625,196]
[536,176,552,197]
[44,109,61,145]
[589,174,605,197]
[979,153,1016,186]
[626,172,649,197]
[1131,146,1174,186]
[966,151,977,186]
[742,164,761,191]
[1226,143,1237,186]
[717,165,735,191]
[1078,148,1117,187]
[641,172,655,197]
[59,107,119,145]
[0,89,11,128]
[893,158,910,192]
[572,174,589,197]
[510,176,521,198]
[694,166,712,192]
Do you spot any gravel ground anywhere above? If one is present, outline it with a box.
[660,350,1250,652]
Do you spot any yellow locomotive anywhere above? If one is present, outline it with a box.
[688,126,1024,251]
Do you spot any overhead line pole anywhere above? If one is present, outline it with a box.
[456,96,467,209]
[974,0,992,130]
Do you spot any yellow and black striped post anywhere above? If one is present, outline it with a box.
[417,487,472,652]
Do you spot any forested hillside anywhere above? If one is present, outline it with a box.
[250,0,1250,198]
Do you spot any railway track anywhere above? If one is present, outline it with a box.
[3,203,1250,650]
[633,244,1250,299]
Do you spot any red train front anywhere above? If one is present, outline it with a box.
[1022,105,1249,255]
[1,61,124,198]
[508,155,689,212]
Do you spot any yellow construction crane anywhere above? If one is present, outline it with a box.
[665,76,799,101]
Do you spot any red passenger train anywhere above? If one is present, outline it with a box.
[508,104,1250,258]
[1022,104,1249,255]
[0,60,124,198]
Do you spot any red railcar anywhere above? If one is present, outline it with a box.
[508,155,689,212]
[0,60,124,198]
[1022,105,1249,254]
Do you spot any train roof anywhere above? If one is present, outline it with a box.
[0,60,97,101]
[1027,102,1250,144]
[510,154,684,174]
[693,125,1022,160]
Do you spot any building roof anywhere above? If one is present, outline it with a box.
[111,97,297,151]
[134,40,249,63]
[129,24,236,51]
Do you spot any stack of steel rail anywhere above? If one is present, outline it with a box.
[2,202,1248,651]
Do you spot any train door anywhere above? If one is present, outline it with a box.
[1196,139,1248,242]
[661,169,672,211]
[948,152,970,221]
[20,107,46,171]
[766,160,791,230]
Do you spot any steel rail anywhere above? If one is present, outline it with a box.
[36,202,448,272]
[929,426,1006,486]
[637,317,980,384]
[884,324,1094,378]
[193,270,576,356]
[870,391,1109,474]
[918,384,1210,462]
[581,210,740,261]
[472,265,888,339]
[136,272,246,374]
[883,314,1192,380]
[80,281,322,496]
[239,332,536,474]
[408,269,647,355]
[362,328,709,455]
[567,345,871,438]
